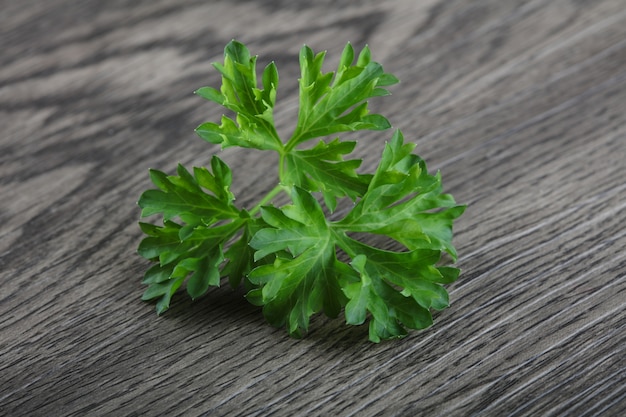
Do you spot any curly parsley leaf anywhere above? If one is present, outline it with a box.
[283,138,370,212]
[246,132,464,341]
[138,157,245,311]
[195,41,281,151]
[137,40,464,342]
[289,42,398,148]
[247,188,346,337]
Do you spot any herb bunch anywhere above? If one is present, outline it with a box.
[138,41,465,342]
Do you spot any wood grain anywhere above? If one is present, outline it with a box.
[1,0,625,415]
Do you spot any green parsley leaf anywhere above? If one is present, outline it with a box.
[137,40,464,342]
[283,138,370,212]
[289,42,398,148]
[195,41,281,152]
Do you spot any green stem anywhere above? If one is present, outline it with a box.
[284,129,306,153]
[278,152,286,183]
[249,184,285,215]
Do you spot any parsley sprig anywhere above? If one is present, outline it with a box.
[138,41,465,342]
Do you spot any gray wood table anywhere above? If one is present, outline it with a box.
[1,1,624,415]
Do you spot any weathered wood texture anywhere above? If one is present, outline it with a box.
[1,0,625,415]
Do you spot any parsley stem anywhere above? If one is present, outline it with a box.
[249,184,285,215]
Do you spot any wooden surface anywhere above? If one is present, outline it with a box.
[1,0,625,415]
